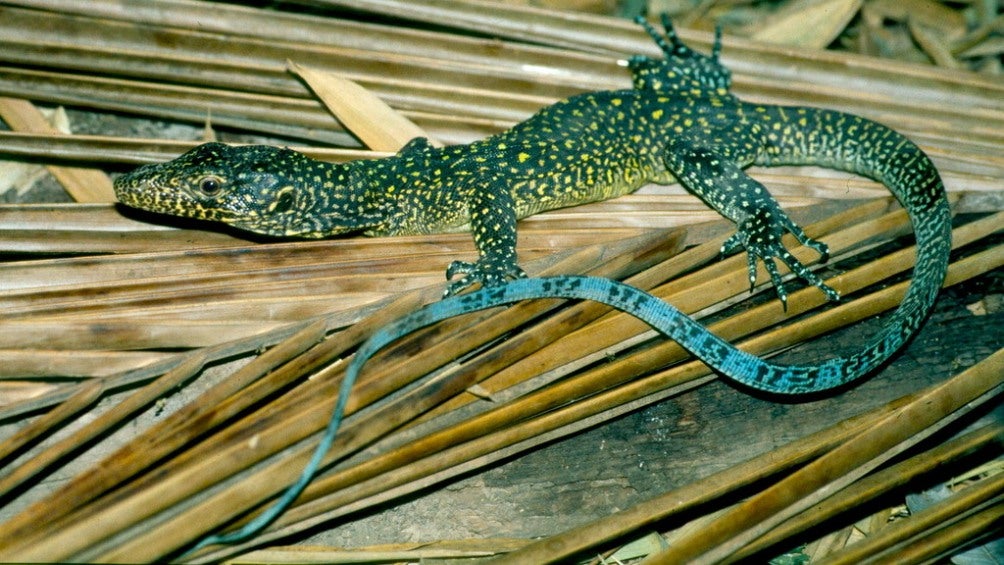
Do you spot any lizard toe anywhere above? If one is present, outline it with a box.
[443,260,526,297]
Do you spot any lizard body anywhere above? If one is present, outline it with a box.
[115,20,948,302]
[122,17,951,551]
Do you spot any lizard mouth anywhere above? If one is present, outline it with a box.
[227,213,331,239]
[112,177,235,225]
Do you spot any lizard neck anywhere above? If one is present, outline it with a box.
[342,153,427,235]
[284,157,401,237]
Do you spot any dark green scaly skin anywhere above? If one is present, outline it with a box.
[143,17,951,553]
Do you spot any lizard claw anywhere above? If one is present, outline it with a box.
[444,259,527,297]
[723,214,840,309]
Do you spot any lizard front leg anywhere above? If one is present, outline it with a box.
[663,138,840,308]
[445,176,526,296]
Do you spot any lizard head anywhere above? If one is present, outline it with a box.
[114,142,364,238]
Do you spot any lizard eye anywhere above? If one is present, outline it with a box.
[196,176,224,195]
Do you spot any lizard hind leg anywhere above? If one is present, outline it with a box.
[629,14,731,93]
[664,141,840,308]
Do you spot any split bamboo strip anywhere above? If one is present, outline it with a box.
[500,418,1003,563]
[815,468,1004,565]
[0,382,60,413]
[300,0,639,56]
[0,320,286,350]
[196,228,1001,561]
[0,349,169,379]
[0,229,242,256]
[0,379,104,464]
[859,502,1004,564]
[0,239,446,293]
[0,97,115,202]
[731,423,1004,561]
[228,539,528,564]
[0,354,205,499]
[0,201,196,231]
[12,292,422,326]
[1,271,427,322]
[641,349,1004,564]
[0,229,682,560]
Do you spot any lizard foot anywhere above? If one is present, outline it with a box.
[722,212,840,309]
[629,14,730,93]
[444,259,527,297]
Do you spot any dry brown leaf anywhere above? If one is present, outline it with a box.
[959,36,1004,59]
[288,61,441,152]
[751,0,863,49]
[867,0,967,37]
[909,18,961,69]
[0,159,46,198]
[0,98,116,203]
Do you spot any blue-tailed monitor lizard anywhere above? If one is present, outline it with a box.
[115,16,951,551]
